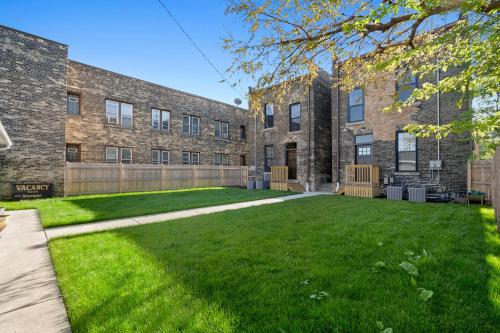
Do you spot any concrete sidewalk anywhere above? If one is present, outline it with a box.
[46,191,328,240]
[0,210,71,333]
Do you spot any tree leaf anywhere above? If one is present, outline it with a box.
[376,321,384,330]
[383,328,393,333]
[419,289,434,301]
[399,261,419,276]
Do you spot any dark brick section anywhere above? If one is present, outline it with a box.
[332,65,472,194]
[249,74,332,191]
[0,25,68,198]
[66,61,249,165]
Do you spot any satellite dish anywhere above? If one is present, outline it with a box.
[234,98,242,105]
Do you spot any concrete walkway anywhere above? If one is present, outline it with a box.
[0,210,71,333]
[46,191,328,240]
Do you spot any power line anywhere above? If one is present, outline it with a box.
[156,0,247,100]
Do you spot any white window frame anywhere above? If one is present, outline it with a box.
[152,149,160,164]
[183,115,200,135]
[161,150,170,165]
[121,147,132,164]
[182,151,191,165]
[106,146,119,163]
[214,153,222,166]
[106,99,133,127]
[191,152,200,165]
[222,154,229,166]
[151,109,161,131]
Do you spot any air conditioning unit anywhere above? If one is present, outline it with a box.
[408,187,426,202]
[387,186,403,200]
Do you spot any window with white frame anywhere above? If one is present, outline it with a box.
[152,150,170,165]
[151,108,170,131]
[106,100,133,127]
[183,152,199,165]
[214,153,229,166]
[106,146,118,163]
[121,147,132,164]
[182,115,200,135]
[215,121,229,139]
[67,94,80,115]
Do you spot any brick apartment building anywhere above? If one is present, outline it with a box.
[0,25,249,198]
[248,74,332,192]
[332,63,473,194]
[0,23,472,199]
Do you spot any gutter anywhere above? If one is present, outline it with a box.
[0,120,12,151]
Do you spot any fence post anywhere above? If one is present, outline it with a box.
[119,164,124,193]
[220,166,224,187]
[193,165,197,188]
[160,164,164,191]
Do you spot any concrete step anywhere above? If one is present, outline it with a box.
[317,183,334,192]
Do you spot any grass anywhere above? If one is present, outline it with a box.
[0,187,291,228]
[49,196,500,333]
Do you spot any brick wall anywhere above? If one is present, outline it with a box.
[249,75,331,191]
[332,65,472,193]
[66,61,249,166]
[0,25,68,198]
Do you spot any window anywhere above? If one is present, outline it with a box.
[106,100,133,127]
[348,88,364,123]
[182,152,200,165]
[67,94,80,115]
[264,103,274,128]
[214,153,229,166]
[121,103,133,128]
[355,134,373,145]
[106,100,119,124]
[66,144,81,162]
[264,145,274,172]
[191,152,200,165]
[182,151,190,165]
[397,132,417,171]
[183,115,200,135]
[121,147,132,164]
[152,150,170,164]
[240,125,246,140]
[396,71,417,102]
[152,109,160,130]
[215,121,229,139]
[152,149,160,164]
[289,103,301,132]
[106,147,118,163]
[240,155,246,166]
[152,109,170,131]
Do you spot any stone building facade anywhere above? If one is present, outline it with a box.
[66,61,249,166]
[0,25,248,198]
[0,25,68,197]
[332,64,473,194]
[248,74,332,192]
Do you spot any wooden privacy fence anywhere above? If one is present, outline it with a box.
[345,164,381,198]
[65,163,248,196]
[271,166,288,191]
[468,160,493,199]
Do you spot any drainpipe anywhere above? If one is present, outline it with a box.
[335,62,341,191]
[436,61,441,161]
[306,84,312,192]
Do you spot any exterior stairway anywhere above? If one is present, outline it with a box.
[317,182,334,193]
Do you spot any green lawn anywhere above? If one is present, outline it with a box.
[0,187,291,228]
[49,196,499,332]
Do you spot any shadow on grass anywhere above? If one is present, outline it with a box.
[52,197,500,332]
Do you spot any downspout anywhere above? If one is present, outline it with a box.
[335,62,341,191]
[306,84,312,192]
[436,59,441,184]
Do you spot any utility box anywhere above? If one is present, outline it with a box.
[247,180,255,190]
[408,187,426,202]
[429,160,442,170]
[387,186,403,200]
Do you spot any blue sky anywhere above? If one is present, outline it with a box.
[0,0,251,106]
